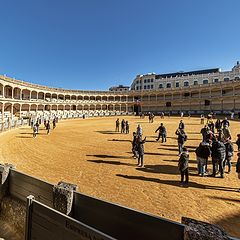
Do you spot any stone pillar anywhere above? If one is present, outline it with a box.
[182,217,231,240]
[11,104,14,120]
[53,181,78,215]
[2,86,5,98]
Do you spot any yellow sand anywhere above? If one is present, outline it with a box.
[0,116,239,237]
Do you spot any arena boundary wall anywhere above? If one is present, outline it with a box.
[0,167,238,240]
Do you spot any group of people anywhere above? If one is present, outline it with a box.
[115,118,130,134]
[31,116,58,138]
[124,114,240,191]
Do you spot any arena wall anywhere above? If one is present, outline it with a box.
[1,74,240,124]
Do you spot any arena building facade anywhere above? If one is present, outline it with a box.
[0,61,240,127]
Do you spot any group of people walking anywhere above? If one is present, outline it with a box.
[31,116,58,138]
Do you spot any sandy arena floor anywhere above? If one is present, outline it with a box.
[0,116,239,238]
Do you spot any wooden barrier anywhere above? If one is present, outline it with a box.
[0,168,238,240]
[25,196,116,240]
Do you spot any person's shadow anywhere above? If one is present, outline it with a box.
[116,174,238,192]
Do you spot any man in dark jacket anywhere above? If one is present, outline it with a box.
[224,139,234,173]
[195,142,211,176]
[211,139,226,178]
[178,147,189,185]
[178,120,185,130]
[137,136,146,167]
[175,129,187,155]
[155,123,167,142]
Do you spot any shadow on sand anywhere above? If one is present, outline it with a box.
[86,154,131,159]
[95,131,121,135]
[135,164,196,175]
[108,139,131,142]
[87,159,136,167]
[116,174,239,192]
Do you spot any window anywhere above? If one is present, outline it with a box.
[144,79,146,83]
[147,85,150,89]
[159,84,163,89]
[151,79,154,82]
[224,77,230,82]
[166,102,171,107]
[144,86,146,89]
[193,80,198,85]
[136,86,139,90]
[184,93,190,97]
[203,79,208,84]
[205,100,210,106]
[148,79,150,83]
[184,81,189,87]
[166,83,171,88]
[175,82,179,87]
[235,76,240,80]
[214,78,219,83]
[136,80,139,84]
[151,85,154,89]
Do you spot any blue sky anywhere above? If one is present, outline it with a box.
[0,0,239,90]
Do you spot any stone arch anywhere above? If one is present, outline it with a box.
[52,105,58,111]
[38,92,44,100]
[58,105,64,111]
[84,105,89,110]
[65,105,71,110]
[22,89,31,100]
[31,90,38,100]
[4,85,13,98]
[13,87,21,99]
[90,105,95,110]
[96,105,101,110]
[77,105,83,110]
[71,95,77,100]
[77,95,83,101]
[96,96,101,101]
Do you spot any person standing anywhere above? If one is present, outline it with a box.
[137,136,146,167]
[136,124,142,138]
[195,142,211,176]
[178,147,189,185]
[224,139,234,173]
[46,120,51,135]
[155,123,167,143]
[115,118,120,132]
[121,119,126,133]
[175,128,187,155]
[222,125,231,140]
[132,132,138,159]
[211,138,226,178]
[125,121,129,134]
[178,120,185,130]
[35,120,40,134]
[236,134,240,151]
[33,124,37,138]
[53,118,56,129]
[200,114,204,124]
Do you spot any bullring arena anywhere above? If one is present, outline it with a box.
[0,74,240,239]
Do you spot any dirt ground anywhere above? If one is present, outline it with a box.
[0,116,239,238]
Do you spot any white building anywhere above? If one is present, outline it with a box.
[131,61,240,91]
